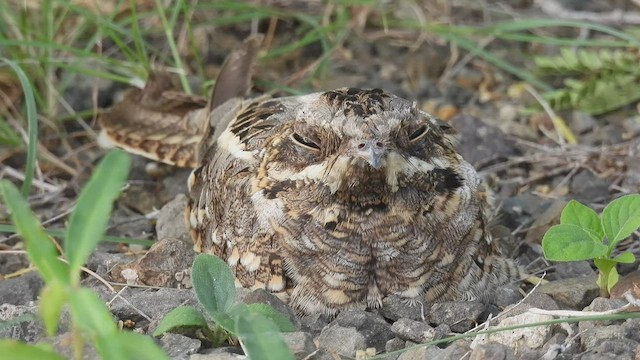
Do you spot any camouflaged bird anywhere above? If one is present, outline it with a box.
[100,36,522,316]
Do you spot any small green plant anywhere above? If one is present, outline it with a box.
[534,48,640,115]
[154,253,296,360]
[0,150,169,360]
[542,194,640,296]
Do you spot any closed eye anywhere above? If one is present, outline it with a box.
[408,125,428,142]
[291,133,321,151]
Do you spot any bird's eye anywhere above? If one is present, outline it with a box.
[408,125,428,142]
[291,133,321,151]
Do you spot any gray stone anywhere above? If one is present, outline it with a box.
[570,111,597,134]
[439,340,473,360]
[581,339,638,360]
[622,139,640,192]
[504,290,559,317]
[190,347,244,360]
[281,332,316,359]
[493,284,522,308]
[469,342,516,360]
[581,297,627,326]
[107,287,198,331]
[391,318,439,343]
[108,210,155,239]
[109,237,196,288]
[298,312,330,336]
[0,252,30,277]
[428,301,486,333]
[579,324,630,349]
[570,170,610,203]
[0,303,44,343]
[473,312,554,354]
[379,294,426,321]
[397,345,444,360]
[538,276,600,309]
[331,310,395,352]
[500,194,549,230]
[160,333,201,360]
[451,115,519,169]
[622,318,640,342]
[242,289,300,330]
[316,324,367,358]
[385,337,405,353]
[86,251,131,279]
[157,194,191,242]
[0,272,44,305]
[161,169,192,201]
[553,261,596,279]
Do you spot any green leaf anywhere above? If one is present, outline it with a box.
[235,312,295,360]
[209,310,236,333]
[542,224,608,261]
[560,200,604,239]
[39,283,68,336]
[0,340,65,360]
[607,266,619,293]
[68,288,117,338]
[192,254,235,316]
[97,332,170,360]
[153,306,208,336]
[0,58,38,197]
[613,251,636,264]
[65,150,131,283]
[601,194,640,247]
[246,303,296,332]
[0,181,70,284]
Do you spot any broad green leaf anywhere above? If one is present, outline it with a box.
[542,224,608,261]
[235,312,295,360]
[601,194,640,248]
[97,332,170,360]
[560,200,604,239]
[209,309,236,333]
[68,288,117,338]
[246,303,296,332]
[613,251,636,264]
[153,306,208,336]
[607,266,619,293]
[39,283,68,336]
[192,254,235,315]
[0,181,70,284]
[65,150,131,283]
[0,340,65,360]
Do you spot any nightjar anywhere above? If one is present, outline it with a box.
[100,36,522,316]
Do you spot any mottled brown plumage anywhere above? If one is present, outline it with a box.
[100,37,522,316]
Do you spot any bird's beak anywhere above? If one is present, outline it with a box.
[355,140,385,169]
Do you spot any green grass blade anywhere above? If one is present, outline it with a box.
[0,58,38,196]
[97,332,170,360]
[437,32,552,91]
[65,150,131,284]
[0,340,65,360]
[0,181,70,284]
[236,312,295,360]
[39,282,68,336]
[153,0,191,94]
[68,288,118,337]
[0,224,154,247]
